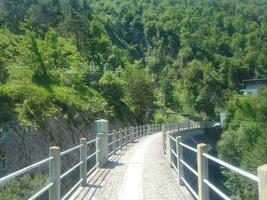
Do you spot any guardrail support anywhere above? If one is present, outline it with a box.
[197,143,209,200]
[112,130,116,155]
[80,138,87,186]
[119,128,122,149]
[130,127,134,142]
[95,119,109,167]
[258,164,267,200]
[49,146,61,200]
[176,136,184,185]
[165,131,172,167]
[162,125,166,154]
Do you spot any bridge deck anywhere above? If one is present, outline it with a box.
[70,133,193,200]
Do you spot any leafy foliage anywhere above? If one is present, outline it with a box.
[0,1,267,198]
[99,70,125,102]
[218,90,267,199]
[122,63,155,123]
[0,174,47,200]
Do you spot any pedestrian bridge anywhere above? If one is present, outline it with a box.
[0,120,266,200]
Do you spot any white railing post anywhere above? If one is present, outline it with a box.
[124,128,127,146]
[95,119,109,167]
[162,125,166,154]
[49,146,61,200]
[143,125,146,136]
[112,130,116,154]
[258,164,267,200]
[80,138,87,186]
[165,130,172,167]
[119,128,122,149]
[134,126,137,140]
[176,137,184,185]
[197,143,209,200]
[130,127,134,142]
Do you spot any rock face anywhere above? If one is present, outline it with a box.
[0,115,133,177]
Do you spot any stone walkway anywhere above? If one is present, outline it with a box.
[70,133,193,200]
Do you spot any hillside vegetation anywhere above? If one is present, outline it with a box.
[0,0,267,199]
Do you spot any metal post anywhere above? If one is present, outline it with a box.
[162,124,165,153]
[96,136,100,164]
[112,130,116,155]
[49,146,61,200]
[148,125,151,135]
[177,137,184,185]
[130,127,133,142]
[144,125,147,136]
[197,143,209,200]
[119,128,122,149]
[144,125,146,136]
[188,119,190,129]
[124,128,127,146]
[258,164,267,200]
[134,126,137,140]
[165,131,172,167]
[126,128,129,145]
[80,138,87,186]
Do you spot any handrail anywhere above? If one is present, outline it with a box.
[60,161,83,179]
[179,142,197,153]
[181,177,199,200]
[171,161,179,174]
[0,122,164,200]
[87,150,99,160]
[170,136,176,142]
[60,144,83,156]
[87,138,97,145]
[28,182,54,200]
[0,157,53,186]
[164,121,265,200]
[61,179,83,200]
[203,179,231,200]
[180,159,198,176]
[171,149,177,157]
[203,153,258,182]
[87,162,100,176]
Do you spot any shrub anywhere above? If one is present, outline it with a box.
[99,71,125,102]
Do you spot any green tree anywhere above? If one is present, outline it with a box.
[99,70,125,103]
[122,63,155,123]
[218,90,267,199]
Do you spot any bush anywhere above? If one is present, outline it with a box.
[0,174,47,200]
[99,71,125,102]
[122,63,156,123]
[218,90,267,199]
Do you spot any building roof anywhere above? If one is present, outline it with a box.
[243,78,267,84]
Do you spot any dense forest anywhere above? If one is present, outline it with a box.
[0,0,267,199]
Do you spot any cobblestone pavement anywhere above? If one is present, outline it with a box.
[70,133,193,200]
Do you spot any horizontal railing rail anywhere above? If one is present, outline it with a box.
[0,120,163,200]
[163,121,267,200]
[203,153,258,182]
[0,157,53,186]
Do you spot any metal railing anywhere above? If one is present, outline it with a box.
[0,122,163,200]
[164,122,267,200]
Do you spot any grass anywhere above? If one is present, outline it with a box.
[0,66,111,125]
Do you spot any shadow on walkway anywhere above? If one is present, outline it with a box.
[71,141,138,200]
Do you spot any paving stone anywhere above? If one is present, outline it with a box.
[70,133,193,200]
